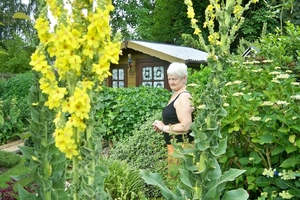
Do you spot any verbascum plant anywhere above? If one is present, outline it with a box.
[141,0,258,199]
[28,0,121,199]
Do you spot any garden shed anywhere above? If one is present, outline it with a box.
[108,40,208,90]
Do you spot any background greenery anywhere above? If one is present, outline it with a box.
[96,86,170,140]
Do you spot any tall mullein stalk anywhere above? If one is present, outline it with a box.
[18,72,67,200]
[141,0,259,199]
[29,0,121,199]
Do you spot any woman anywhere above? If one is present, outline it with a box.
[152,62,194,162]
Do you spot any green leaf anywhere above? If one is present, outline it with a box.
[0,115,4,126]
[238,157,250,165]
[13,12,31,20]
[18,146,34,160]
[205,169,246,199]
[259,134,274,144]
[13,176,34,192]
[179,169,193,189]
[285,145,297,153]
[221,188,249,200]
[140,170,181,200]
[271,145,285,156]
[280,154,300,168]
[211,136,227,157]
[18,184,37,200]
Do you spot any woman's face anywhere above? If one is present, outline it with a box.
[168,75,186,91]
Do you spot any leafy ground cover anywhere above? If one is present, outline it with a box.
[0,152,29,189]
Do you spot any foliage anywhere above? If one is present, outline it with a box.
[188,65,211,86]
[101,157,145,199]
[0,150,21,168]
[96,86,170,140]
[0,35,34,73]
[239,1,279,42]
[110,111,168,198]
[0,178,36,200]
[111,0,155,40]
[0,0,37,41]
[259,22,300,69]
[0,156,29,189]
[0,72,34,144]
[0,77,6,96]
[0,99,26,144]
[220,24,300,200]
[1,71,34,100]
[18,73,68,200]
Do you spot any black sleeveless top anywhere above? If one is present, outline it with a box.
[162,91,194,144]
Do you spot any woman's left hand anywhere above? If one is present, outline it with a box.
[152,120,164,132]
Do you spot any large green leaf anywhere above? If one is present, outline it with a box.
[221,188,249,200]
[204,168,246,199]
[140,170,182,200]
[18,184,37,200]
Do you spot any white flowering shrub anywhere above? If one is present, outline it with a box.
[219,23,300,199]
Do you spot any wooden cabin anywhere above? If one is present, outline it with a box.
[108,40,208,91]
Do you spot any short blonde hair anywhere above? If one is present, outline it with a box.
[167,62,188,79]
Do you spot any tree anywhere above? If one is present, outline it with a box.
[0,0,37,41]
[111,0,155,40]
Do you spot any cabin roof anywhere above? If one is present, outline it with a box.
[121,40,208,64]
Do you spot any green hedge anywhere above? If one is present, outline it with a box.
[96,86,170,140]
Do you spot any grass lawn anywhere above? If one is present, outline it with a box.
[0,155,30,189]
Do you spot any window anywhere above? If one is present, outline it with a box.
[112,68,125,88]
[141,66,165,88]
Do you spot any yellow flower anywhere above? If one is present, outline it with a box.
[83,45,94,59]
[32,156,38,161]
[194,28,201,35]
[187,6,195,19]
[206,5,214,12]
[65,143,79,159]
[252,0,259,3]
[68,53,82,73]
[233,5,243,15]
[85,29,101,48]
[105,41,121,64]
[67,115,87,130]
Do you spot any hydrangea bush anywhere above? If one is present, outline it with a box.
[219,23,300,200]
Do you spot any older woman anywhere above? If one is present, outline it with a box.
[152,62,194,162]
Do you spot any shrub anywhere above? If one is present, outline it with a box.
[0,151,21,168]
[1,71,34,100]
[96,86,170,140]
[101,157,145,199]
[219,24,300,200]
[109,111,168,198]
